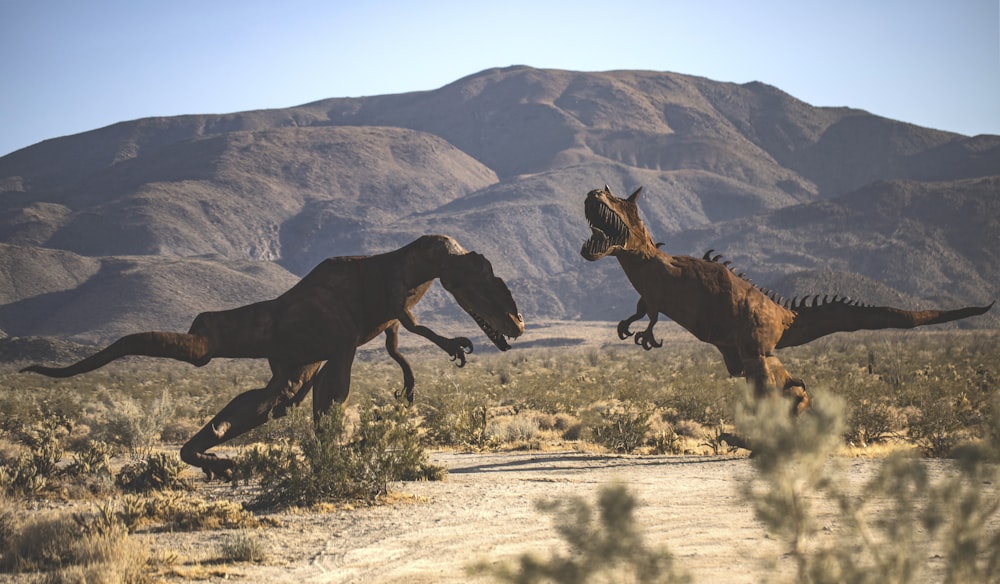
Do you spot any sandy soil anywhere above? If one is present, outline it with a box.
[146,450,976,584]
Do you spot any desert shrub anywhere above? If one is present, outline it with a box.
[1,508,149,582]
[96,390,173,458]
[237,402,444,509]
[2,512,83,572]
[737,389,847,580]
[661,379,736,427]
[116,452,191,493]
[844,397,901,447]
[738,387,1000,583]
[65,440,113,477]
[471,482,690,583]
[419,380,495,449]
[0,495,18,561]
[486,414,542,445]
[0,414,69,496]
[219,530,267,563]
[588,401,653,454]
[145,490,259,531]
[649,426,683,455]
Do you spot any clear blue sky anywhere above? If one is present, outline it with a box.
[2,0,998,157]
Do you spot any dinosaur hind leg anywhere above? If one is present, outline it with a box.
[743,354,809,415]
[385,322,416,404]
[311,346,357,420]
[180,361,322,480]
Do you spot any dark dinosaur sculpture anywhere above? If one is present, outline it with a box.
[22,235,525,479]
[581,185,993,413]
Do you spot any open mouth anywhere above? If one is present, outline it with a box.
[581,197,628,257]
[471,312,515,351]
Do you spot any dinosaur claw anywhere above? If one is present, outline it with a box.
[394,384,415,405]
[634,330,662,350]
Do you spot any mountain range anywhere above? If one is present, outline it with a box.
[1,65,997,345]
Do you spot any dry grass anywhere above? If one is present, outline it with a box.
[0,326,997,581]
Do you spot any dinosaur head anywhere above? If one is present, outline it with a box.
[439,251,524,351]
[581,185,654,261]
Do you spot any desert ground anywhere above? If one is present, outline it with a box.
[136,449,977,584]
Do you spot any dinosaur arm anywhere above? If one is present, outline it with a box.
[618,298,647,339]
[384,322,416,403]
[777,300,995,348]
[398,308,473,367]
[633,311,663,350]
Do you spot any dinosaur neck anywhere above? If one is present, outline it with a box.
[614,236,665,271]
[400,235,467,288]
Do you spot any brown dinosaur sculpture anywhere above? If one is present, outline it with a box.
[580,185,993,413]
[22,234,525,479]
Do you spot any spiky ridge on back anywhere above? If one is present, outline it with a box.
[700,249,874,311]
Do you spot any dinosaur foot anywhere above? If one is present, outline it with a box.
[182,449,237,482]
[634,330,662,350]
[394,384,415,405]
[200,459,236,482]
[716,432,752,453]
[617,320,635,339]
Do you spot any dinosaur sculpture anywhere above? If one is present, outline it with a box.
[22,235,525,479]
[580,185,993,413]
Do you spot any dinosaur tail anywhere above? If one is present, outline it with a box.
[776,298,994,349]
[20,332,211,378]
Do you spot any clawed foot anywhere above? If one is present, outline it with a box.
[199,458,236,482]
[394,380,416,404]
[634,329,662,350]
[443,337,473,367]
[716,432,753,455]
[617,319,635,340]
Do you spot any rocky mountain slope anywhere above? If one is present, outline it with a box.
[1,66,997,343]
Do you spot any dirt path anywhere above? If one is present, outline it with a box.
[150,450,973,583]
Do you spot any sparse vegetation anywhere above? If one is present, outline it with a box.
[0,329,997,581]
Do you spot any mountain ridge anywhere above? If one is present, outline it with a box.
[1,66,996,343]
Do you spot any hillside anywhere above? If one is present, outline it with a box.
[0,66,997,343]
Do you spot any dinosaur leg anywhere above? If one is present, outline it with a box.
[399,308,473,367]
[180,360,321,480]
[617,298,646,339]
[311,346,357,420]
[384,322,416,404]
[717,346,745,377]
[742,353,809,414]
[633,312,663,350]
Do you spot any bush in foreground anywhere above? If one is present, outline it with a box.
[738,389,1000,583]
[471,482,690,583]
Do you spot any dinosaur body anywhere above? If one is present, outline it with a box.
[581,185,993,411]
[23,235,524,479]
